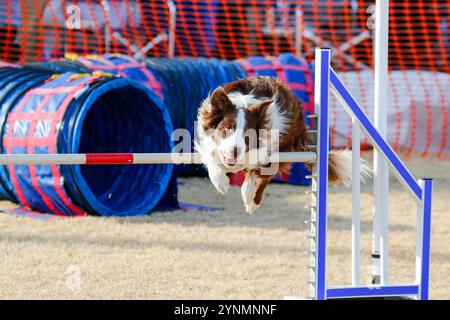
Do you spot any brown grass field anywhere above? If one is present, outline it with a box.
[0,153,448,299]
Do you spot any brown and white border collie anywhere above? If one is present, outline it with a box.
[195,76,371,213]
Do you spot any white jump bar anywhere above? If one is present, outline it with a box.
[0,152,317,165]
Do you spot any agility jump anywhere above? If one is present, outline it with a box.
[0,48,433,300]
[304,48,432,300]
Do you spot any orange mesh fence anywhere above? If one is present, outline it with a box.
[0,0,449,157]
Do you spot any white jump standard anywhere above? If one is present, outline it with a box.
[0,48,433,301]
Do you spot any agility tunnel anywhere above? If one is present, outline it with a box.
[27,60,91,74]
[0,66,174,216]
[62,54,164,99]
[0,66,53,201]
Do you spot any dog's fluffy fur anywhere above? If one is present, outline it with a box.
[196,76,371,213]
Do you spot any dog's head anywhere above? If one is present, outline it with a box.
[198,86,276,169]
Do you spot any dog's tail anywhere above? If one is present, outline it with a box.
[307,149,372,186]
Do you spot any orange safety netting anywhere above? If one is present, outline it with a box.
[0,0,449,157]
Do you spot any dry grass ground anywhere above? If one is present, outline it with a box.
[0,154,448,299]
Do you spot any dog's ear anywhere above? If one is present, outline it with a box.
[246,100,274,131]
[209,86,234,113]
[249,99,274,122]
[199,87,234,130]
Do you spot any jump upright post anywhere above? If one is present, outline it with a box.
[306,47,433,300]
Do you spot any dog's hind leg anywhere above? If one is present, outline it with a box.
[253,175,272,209]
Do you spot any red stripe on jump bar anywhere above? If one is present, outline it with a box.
[85,153,134,165]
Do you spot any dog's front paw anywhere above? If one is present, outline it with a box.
[241,175,260,214]
[209,168,230,195]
